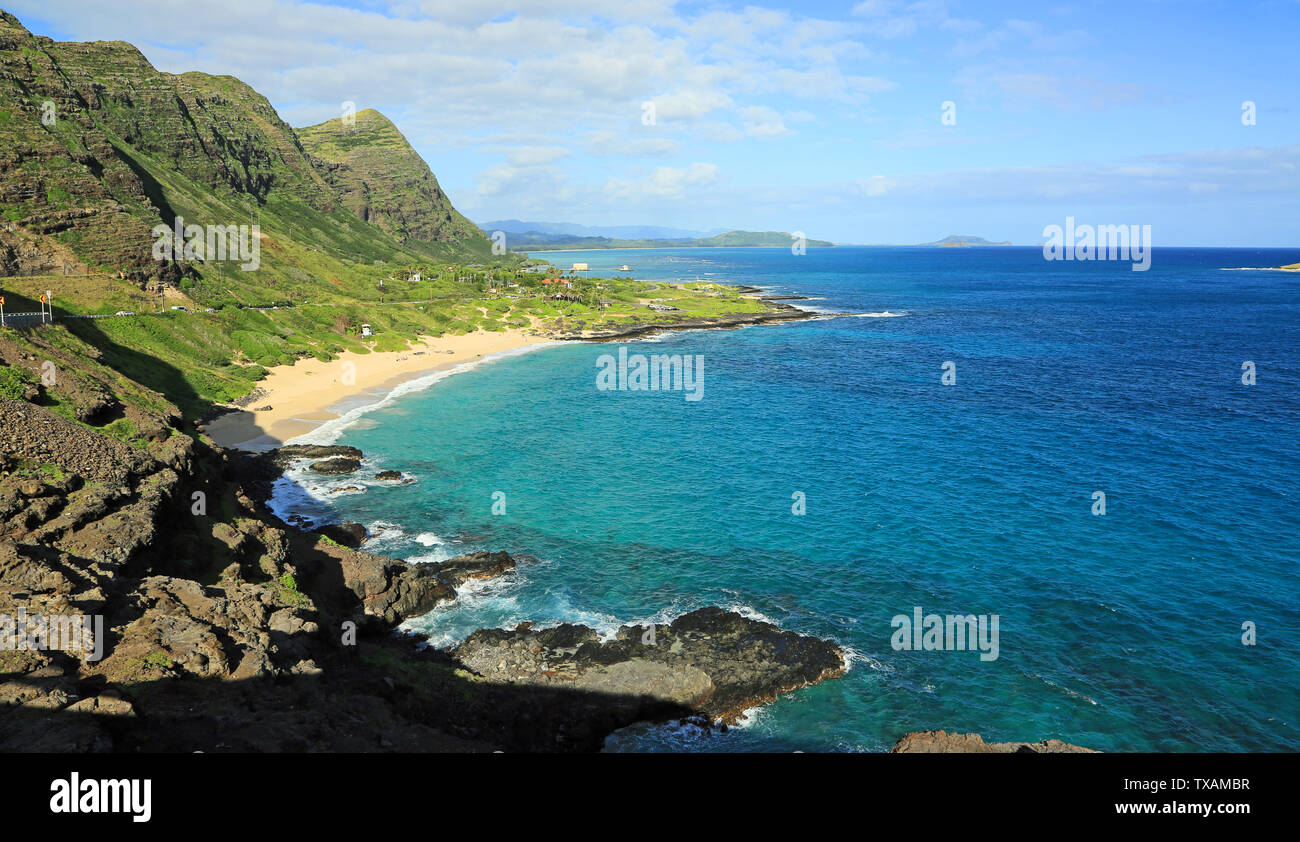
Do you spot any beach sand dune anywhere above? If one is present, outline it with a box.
[204,328,542,450]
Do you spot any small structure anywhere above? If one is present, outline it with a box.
[361,323,373,337]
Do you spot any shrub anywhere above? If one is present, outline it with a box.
[0,365,36,400]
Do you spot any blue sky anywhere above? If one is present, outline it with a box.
[9,0,1299,245]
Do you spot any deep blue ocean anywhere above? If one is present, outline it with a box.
[273,246,1300,752]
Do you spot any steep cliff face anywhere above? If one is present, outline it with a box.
[298,108,484,245]
[0,11,485,293]
[0,14,171,282]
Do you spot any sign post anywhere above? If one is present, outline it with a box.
[1,294,6,328]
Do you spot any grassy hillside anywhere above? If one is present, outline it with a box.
[3,269,777,420]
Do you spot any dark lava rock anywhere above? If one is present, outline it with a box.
[374,470,403,481]
[453,606,846,730]
[274,444,363,465]
[0,398,156,488]
[308,457,361,474]
[314,521,368,548]
[316,546,516,627]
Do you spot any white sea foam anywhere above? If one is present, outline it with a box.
[838,645,890,674]
[363,521,407,546]
[785,303,835,313]
[720,602,781,627]
[266,475,325,523]
[1038,676,1100,706]
[406,545,464,565]
[728,703,769,730]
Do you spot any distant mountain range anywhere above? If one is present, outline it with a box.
[479,220,727,240]
[481,223,1009,250]
[478,223,834,251]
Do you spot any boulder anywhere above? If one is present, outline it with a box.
[308,457,360,474]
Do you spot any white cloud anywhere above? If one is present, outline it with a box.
[585,130,681,157]
[649,90,735,122]
[839,144,1300,205]
[605,162,720,200]
[507,146,572,165]
[740,106,792,137]
[851,0,978,39]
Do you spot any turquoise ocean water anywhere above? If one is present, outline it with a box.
[272,246,1300,752]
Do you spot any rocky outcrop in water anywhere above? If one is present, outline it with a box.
[309,457,361,474]
[274,444,363,463]
[890,730,1095,753]
[325,544,514,627]
[455,607,846,725]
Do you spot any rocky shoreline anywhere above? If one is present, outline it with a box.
[0,387,854,750]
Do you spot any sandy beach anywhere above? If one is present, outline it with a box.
[203,328,545,450]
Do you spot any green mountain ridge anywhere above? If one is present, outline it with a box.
[298,108,482,246]
[0,9,491,302]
